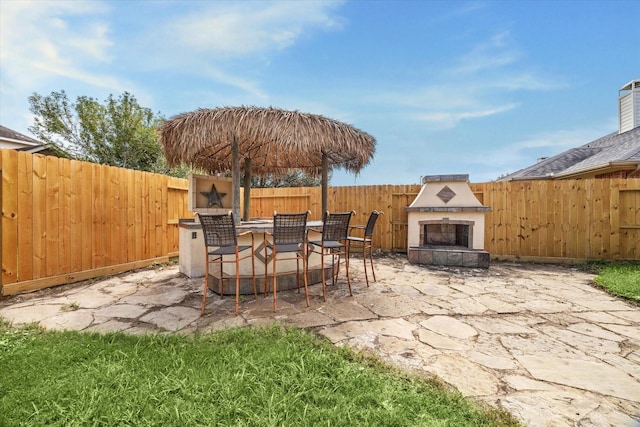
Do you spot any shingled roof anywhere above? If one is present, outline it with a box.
[0,125,42,147]
[0,125,69,157]
[501,126,640,180]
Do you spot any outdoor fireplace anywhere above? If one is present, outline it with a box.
[406,175,491,268]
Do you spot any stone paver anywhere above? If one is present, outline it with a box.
[426,353,501,396]
[140,306,201,331]
[1,256,639,426]
[515,354,640,402]
[420,315,478,339]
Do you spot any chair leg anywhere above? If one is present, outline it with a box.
[332,251,338,285]
[251,245,257,300]
[272,253,278,312]
[362,244,369,287]
[219,261,224,300]
[345,246,352,296]
[234,256,240,316]
[302,249,310,307]
[263,237,269,298]
[368,243,376,283]
[320,246,327,302]
[296,257,301,293]
[201,254,209,316]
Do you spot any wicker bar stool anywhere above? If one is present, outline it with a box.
[264,211,310,311]
[198,212,256,316]
[347,211,383,286]
[309,211,354,301]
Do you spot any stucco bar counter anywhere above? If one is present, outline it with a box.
[178,218,331,295]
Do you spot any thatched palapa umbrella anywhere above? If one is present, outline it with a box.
[159,106,376,220]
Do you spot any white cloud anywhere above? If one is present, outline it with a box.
[197,64,269,102]
[451,1,487,17]
[415,103,517,128]
[29,58,125,91]
[450,31,521,75]
[137,1,346,101]
[0,0,346,129]
[0,0,137,108]
[0,0,128,130]
[370,28,565,130]
[67,23,113,62]
[489,73,566,91]
[428,1,488,26]
[164,1,345,57]
[469,122,616,173]
[1,0,113,74]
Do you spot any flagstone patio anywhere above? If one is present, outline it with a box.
[1,255,639,426]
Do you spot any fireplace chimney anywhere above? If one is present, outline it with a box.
[619,79,640,134]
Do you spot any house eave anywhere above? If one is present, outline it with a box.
[0,137,41,147]
[502,161,640,181]
[554,161,640,179]
[500,175,554,182]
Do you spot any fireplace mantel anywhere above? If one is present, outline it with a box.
[405,206,491,213]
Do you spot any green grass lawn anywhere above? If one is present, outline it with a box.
[0,322,517,426]
[592,262,640,302]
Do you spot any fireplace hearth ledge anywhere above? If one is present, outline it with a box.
[408,246,490,269]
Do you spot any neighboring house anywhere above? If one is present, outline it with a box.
[0,125,67,157]
[502,79,640,180]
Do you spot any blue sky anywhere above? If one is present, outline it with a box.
[1,0,638,185]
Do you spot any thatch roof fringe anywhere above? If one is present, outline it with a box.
[158,106,376,176]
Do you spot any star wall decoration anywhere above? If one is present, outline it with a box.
[200,183,227,208]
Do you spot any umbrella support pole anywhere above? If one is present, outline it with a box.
[243,158,252,221]
[322,152,328,214]
[232,137,241,222]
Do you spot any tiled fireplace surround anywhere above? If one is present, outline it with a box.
[406,175,491,268]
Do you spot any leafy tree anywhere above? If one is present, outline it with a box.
[28,90,179,174]
[251,170,323,188]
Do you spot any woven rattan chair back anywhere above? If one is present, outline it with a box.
[364,211,382,239]
[273,212,308,245]
[322,211,353,242]
[199,213,237,247]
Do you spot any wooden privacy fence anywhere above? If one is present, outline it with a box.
[470,180,640,261]
[248,186,323,219]
[250,179,640,261]
[2,149,639,296]
[1,150,190,296]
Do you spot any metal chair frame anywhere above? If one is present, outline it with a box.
[263,211,310,311]
[198,212,256,316]
[309,211,355,301]
[347,211,383,286]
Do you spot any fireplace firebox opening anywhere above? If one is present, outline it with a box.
[419,219,474,248]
